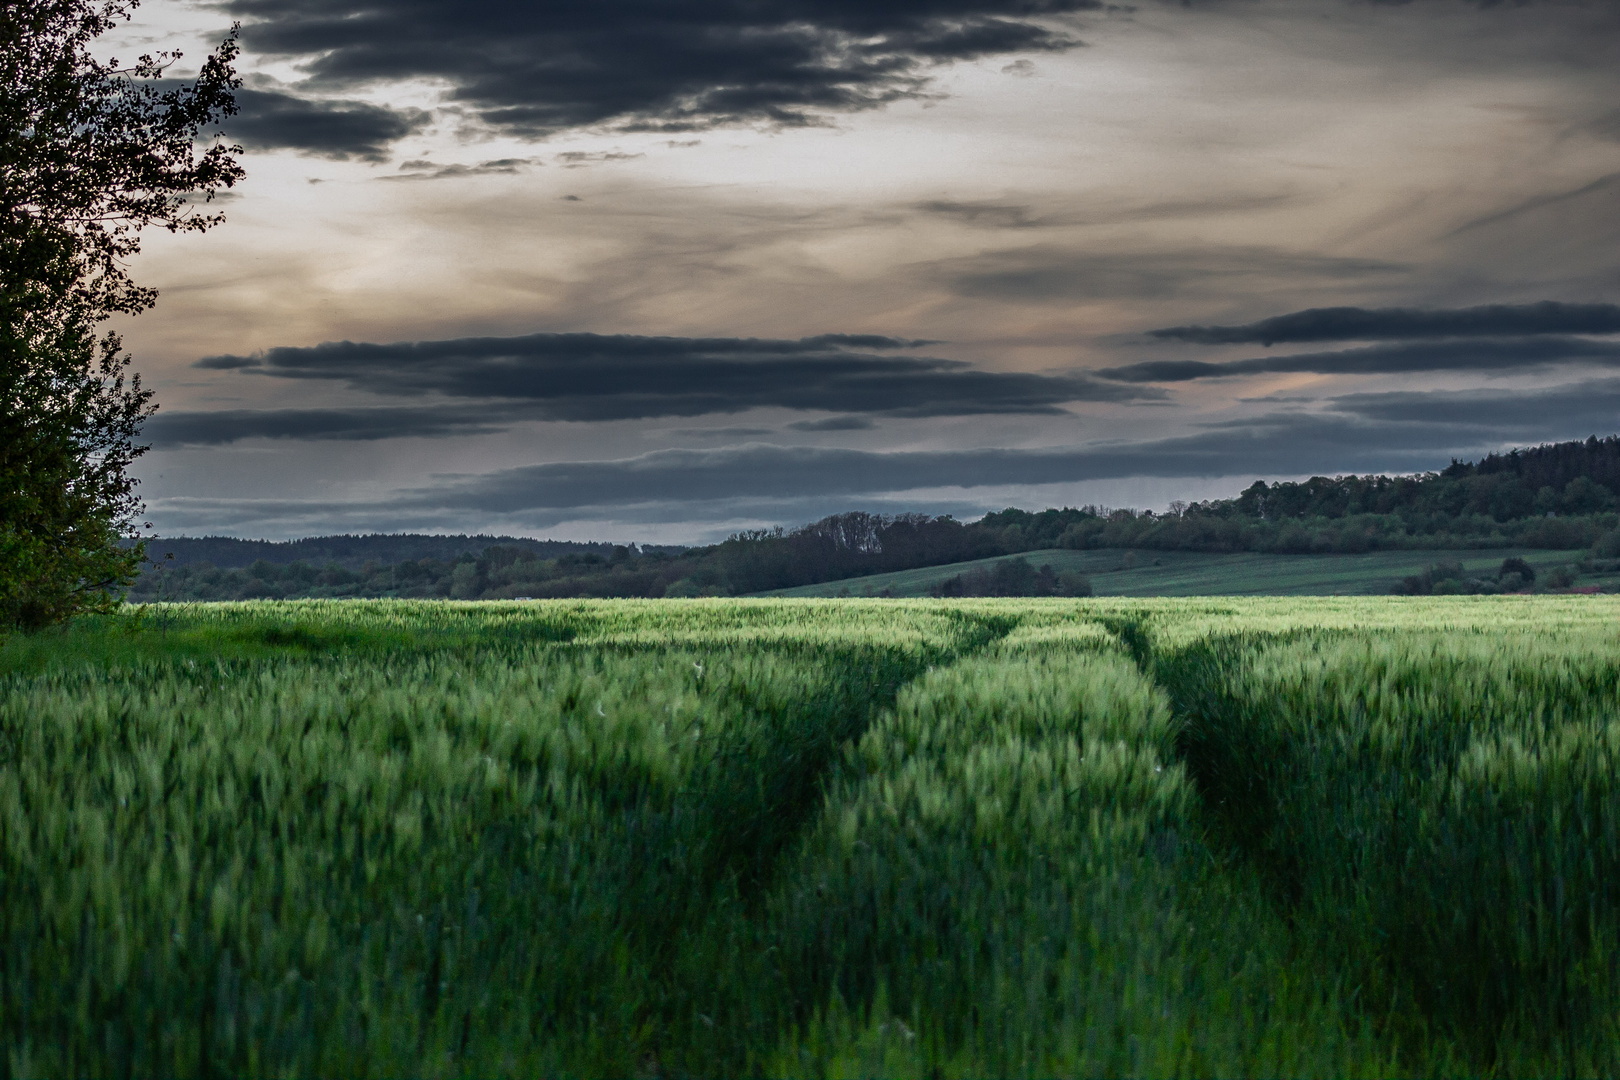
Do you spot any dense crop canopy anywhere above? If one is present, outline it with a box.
[2,596,1618,1074]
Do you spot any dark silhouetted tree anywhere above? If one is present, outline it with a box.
[1,0,240,629]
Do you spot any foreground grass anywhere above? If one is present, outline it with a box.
[2,598,1617,1076]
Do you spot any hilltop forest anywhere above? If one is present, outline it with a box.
[128,436,1620,601]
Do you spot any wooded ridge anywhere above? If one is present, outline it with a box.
[130,436,1620,601]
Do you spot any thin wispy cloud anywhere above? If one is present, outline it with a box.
[383,158,541,181]
[942,246,1407,304]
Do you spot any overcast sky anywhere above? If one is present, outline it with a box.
[110,0,1620,541]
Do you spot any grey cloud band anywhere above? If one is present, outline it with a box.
[1151,301,1620,346]
[394,415,1468,514]
[1098,336,1620,384]
[175,331,1155,444]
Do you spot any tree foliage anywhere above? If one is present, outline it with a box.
[1,0,240,629]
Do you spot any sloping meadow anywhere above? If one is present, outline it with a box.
[1,597,1618,1076]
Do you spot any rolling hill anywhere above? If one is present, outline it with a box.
[756,547,1598,598]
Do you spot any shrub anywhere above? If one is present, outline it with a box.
[1498,556,1536,584]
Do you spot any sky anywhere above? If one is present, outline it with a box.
[105,0,1620,542]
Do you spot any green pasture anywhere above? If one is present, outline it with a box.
[756,546,1594,597]
[2,598,1619,1077]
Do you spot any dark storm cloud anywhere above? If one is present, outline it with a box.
[943,246,1405,302]
[227,87,431,161]
[195,331,1157,424]
[143,405,522,448]
[397,415,1467,514]
[1151,301,1620,346]
[802,333,939,349]
[224,1,1099,140]
[1095,337,1620,383]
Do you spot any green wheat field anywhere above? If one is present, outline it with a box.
[3,596,1619,1077]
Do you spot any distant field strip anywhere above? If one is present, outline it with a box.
[757,547,1591,597]
[3,598,1619,1076]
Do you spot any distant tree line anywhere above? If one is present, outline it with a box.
[127,436,1620,602]
[134,533,683,570]
[128,545,672,602]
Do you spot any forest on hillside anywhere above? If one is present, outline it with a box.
[128,436,1620,601]
[132,534,688,570]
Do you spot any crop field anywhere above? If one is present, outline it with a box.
[2,597,1619,1077]
[758,547,1597,598]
